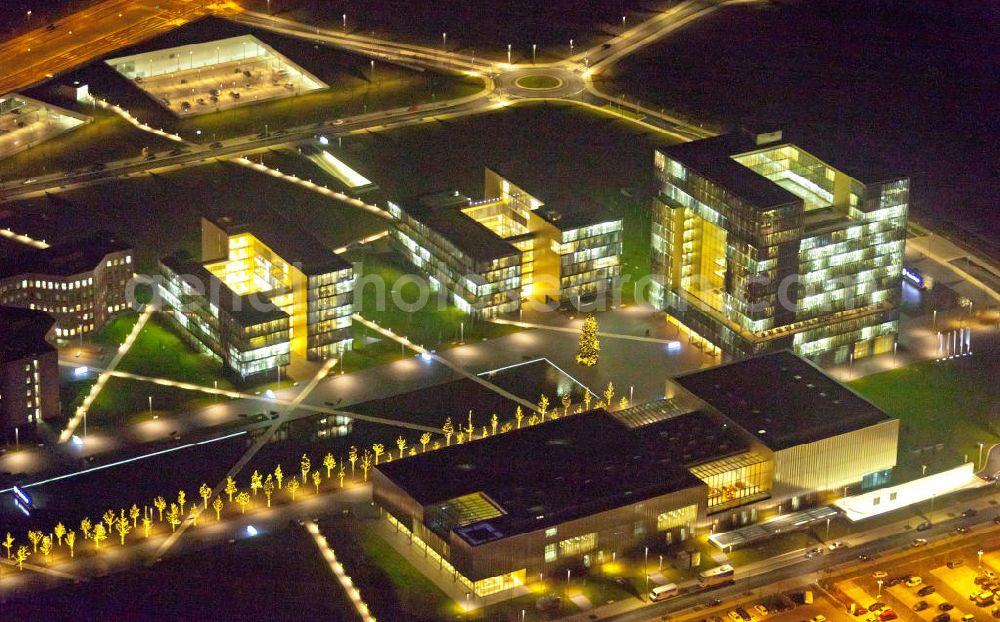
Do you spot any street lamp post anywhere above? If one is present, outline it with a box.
[442,32,447,51]
[570,39,574,52]
[370,59,375,82]
[979,441,986,470]
[532,43,537,64]
[567,568,571,584]
[877,579,883,598]
[26,10,32,29]
[979,550,985,571]
[507,43,511,64]
[644,546,649,598]
[148,395,153,418]
[342,13,346,30]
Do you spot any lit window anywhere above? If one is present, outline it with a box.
[545,527,557,538]
[544,543,556,563]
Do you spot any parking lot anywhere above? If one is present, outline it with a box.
[834,529,1000,622]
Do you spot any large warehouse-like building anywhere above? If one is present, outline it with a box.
[372,351,898,598]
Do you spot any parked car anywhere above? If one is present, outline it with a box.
[963,509,979,518]
[806,547,824,558]
[880,610,898,621]
[913,538,929,547]
[907,576,924,588]
[755,605,769,617]
[915,602,930,612]
[828,541,847,550]
[810,617,827,622]
[869,603,886,612]
[950,560,967,569]
[933,614,951,622]
[917,521,933,531]
[919,586,938,597]
[727,611,741,622]
[940,603,955,611]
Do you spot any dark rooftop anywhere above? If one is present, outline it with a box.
[0,306,56,363]
[377,409,744,544]
[394,190,520,263]
[486,162,618,230]
[0,233,131,280]
[205,209,351,276]
[658,131,800,209]
[674,350,893,451]
[159,254,287,327]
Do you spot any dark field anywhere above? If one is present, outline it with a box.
[597,0,1000,258]
[251,0,668,62]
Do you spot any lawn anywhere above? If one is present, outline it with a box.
[849,352,1000,481]
[86,376,219,431]
[116,314,232,388]
[320,515,453,622]
[349,249,521,350]
[0,105,178,181]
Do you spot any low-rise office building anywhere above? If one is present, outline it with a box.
[0,234,133,339]
[650,129,907,363]
[387,190,522,318]
[0,306,59,432]
[157,211,354,379]
[372,350,898,597]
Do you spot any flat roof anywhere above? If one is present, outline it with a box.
[657,131,800,209]
[160,253,287,326]
[394,190,520,263]
[674,350,893,451]
[0,306,55,363]
[0,234,131,280]
[206,209,351,276]
[377,409,744,544]
[487,162,618,230]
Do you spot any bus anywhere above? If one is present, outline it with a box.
[699,564,735,587]
[650,583,679,602]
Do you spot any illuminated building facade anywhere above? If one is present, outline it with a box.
[651,129,907,363]
[387,190,522,318]
[475,166,623,306]
[158,212,354,379]
[0,306,60,432]
[0,234,133,340]
[373,351,897,595]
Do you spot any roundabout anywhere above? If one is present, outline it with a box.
[514,74,563,90]
[496,66,586,99]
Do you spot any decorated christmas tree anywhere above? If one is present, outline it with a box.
[576,314,600,366]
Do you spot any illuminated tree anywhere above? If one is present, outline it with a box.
[576,314,600,366]
[80,517,92,540]
[178,490,187,514]
[583,391,592,411]
[28,530,42,553]
[301,454,311,484]
[263,474,275,508]
[528,414,539,426]
[54,522,67,547]
[538,395,549,422]
[225,476,238,502]
[130,504,140,529]
[142,516,152,538]
[66,531,76,558]
[465,410,475,439]
[348,446,358,475]
[189,504,201,526]
[213,496,224,520]
[153,496,167,521]
[338,463,346,488]
[360,449,373,481]
[3,533,13,559]
[515,406,524,429]
[236,491,251,514]
[103,509,116,532]
[116,516,132,545]
[39,536,52,563]
[275,464,284,489]
[432,441,440,450]
[442,418,454,445]
[619,396,629,410]
[482,425,489,438]
[420,432,431,452]
[561,394,571,416]
[92,524,107,549]
[251,470,263,497]
[166,503,181,532]
[200,483,212,509]
[15,545,29,570]
[372,443,385,465]
[501,422,513,433]
[456,432,465,444]
[323,452,336,478]
[491,413,498,436]
[409,447,417,456]
[312,470,322,494]
[396,436,407,458]
[287,477,301,501]
[603,382,615,408]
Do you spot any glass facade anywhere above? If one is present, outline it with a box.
[651,134,907,362]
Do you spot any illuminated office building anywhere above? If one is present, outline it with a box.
[0,306,59,432]
[158,212,354,379]
[386,168,623,316]
[651,129,907,362]
[373,351,897,596]
[387,190,522,318]
[0,234,133,340]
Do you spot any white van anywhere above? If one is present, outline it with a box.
[650,583,679,602]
